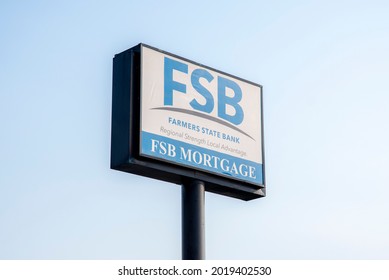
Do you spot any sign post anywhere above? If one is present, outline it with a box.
[111,43,265,259]
[182,180,205,260]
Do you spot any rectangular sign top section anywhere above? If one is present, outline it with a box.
[140,45,264,186]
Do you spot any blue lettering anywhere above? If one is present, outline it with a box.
[190,69,214,113]
[217,76,244,125]
[164,57,188,105]
[163,57,245,125]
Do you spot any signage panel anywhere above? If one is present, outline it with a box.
[111,43,265,200]
[140,45,263,185]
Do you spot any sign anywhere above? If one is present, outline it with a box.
[140,45,263,185]
[111,43,265,200]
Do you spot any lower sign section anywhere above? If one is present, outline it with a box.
[141,131,263,185]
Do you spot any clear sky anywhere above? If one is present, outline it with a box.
[1,0,389,259]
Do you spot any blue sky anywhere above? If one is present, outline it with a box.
[1,0,389,259]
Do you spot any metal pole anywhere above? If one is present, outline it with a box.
[182,180,205,260]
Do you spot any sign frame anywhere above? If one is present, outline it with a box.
[111,43,265,200]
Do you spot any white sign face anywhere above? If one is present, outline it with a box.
[140,45,264,185]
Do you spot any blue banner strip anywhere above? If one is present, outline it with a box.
[141,131,263,185]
